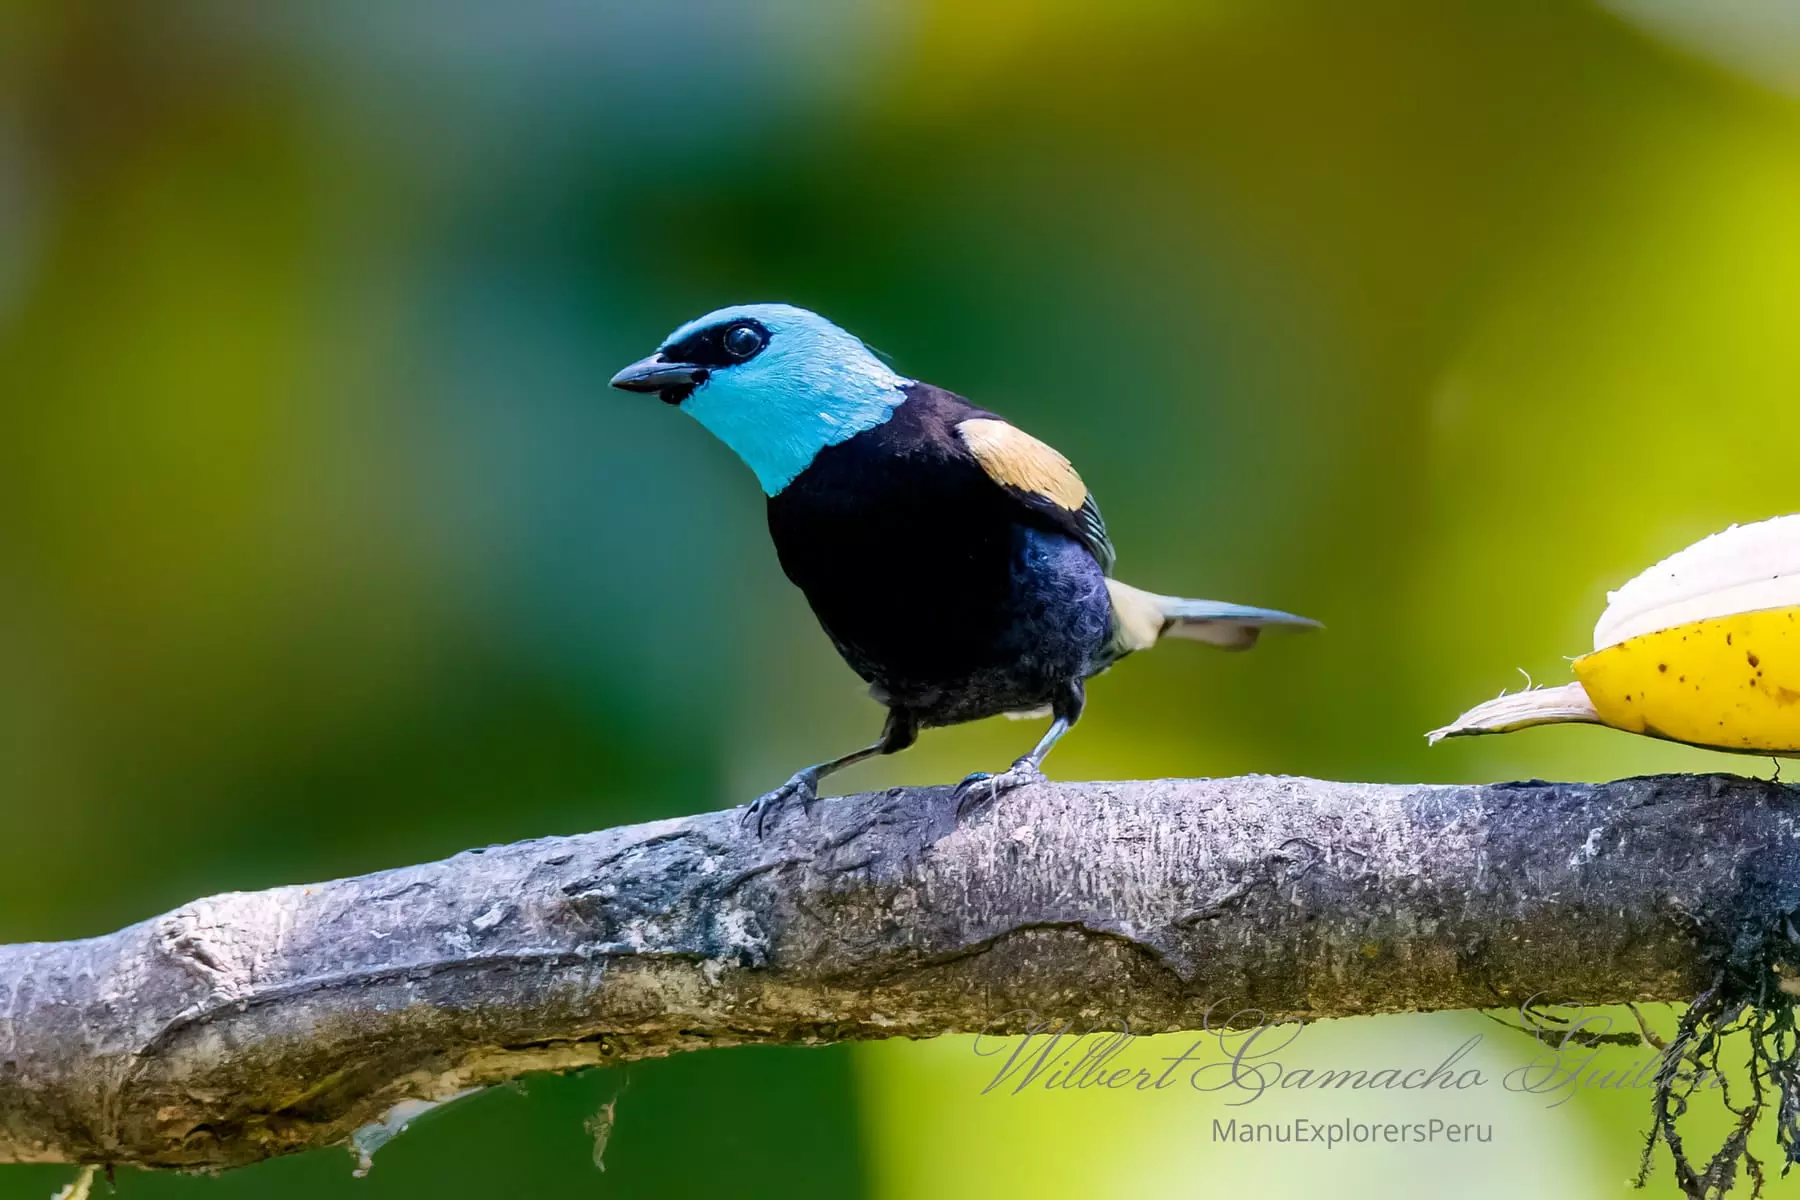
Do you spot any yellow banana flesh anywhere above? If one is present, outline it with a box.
[1572,605,1800,754]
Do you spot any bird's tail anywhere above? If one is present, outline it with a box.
[1103,579,1320,660]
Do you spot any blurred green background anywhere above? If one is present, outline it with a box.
[3,1,1799,1196]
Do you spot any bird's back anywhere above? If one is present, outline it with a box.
[767,384,1110,724]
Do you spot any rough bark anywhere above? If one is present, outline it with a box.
[2,772,1798,1170]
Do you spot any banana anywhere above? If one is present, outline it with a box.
[1430,514,1800,755]
[1573,608,1800,753]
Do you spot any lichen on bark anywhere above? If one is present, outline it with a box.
[0,772,1796,1175]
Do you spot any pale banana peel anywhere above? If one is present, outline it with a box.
[1430,514,1800,755]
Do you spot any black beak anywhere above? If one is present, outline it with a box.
[610,355,707,405]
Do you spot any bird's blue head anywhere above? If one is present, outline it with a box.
[610,303,910,495]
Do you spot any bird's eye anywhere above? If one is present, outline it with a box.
[723,323,765,361]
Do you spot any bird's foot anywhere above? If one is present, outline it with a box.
[953,759,1046,820]
[744,768,820,837]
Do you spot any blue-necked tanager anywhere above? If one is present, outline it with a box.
[612,304,1318,831]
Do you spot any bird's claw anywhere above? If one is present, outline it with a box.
[953,760,1045,820]
[744,768,820,837]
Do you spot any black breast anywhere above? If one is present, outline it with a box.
[766,385,1109,725]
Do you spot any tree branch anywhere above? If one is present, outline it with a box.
[3,772,1797,1170]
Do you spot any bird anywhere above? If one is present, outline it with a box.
[610,303,1319,832]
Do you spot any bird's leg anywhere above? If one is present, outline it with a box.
[956,681,1085,818]
[745,709,918,836]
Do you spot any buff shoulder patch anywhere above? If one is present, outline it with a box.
[956,418,1088,511]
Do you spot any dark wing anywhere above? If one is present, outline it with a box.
[954,417,1117,575]
[1071,492,1114,575]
